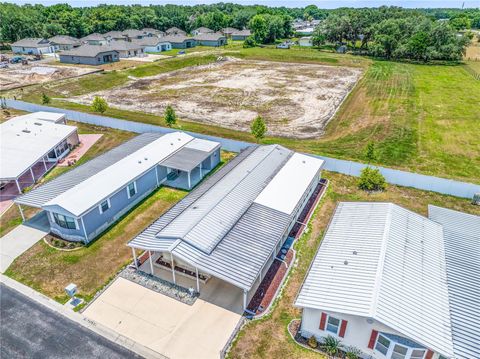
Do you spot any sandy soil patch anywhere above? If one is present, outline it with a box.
[0,64,98,90]
[65,58,362,138]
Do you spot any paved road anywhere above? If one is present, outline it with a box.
[0,283,142,358]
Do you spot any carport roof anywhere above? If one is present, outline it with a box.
[160,144,219,172]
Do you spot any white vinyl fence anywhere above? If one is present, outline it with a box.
[5,99,480,199]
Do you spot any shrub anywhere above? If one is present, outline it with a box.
[250,115,267,142]
[322,335,342,358]
[243,36,257,48]
[345,346,362,359]
[91,96,108,114]
[364,141,376,163]
[41,93,51,105]
[307,335,318,348]
[358,166,386,192]
[164,105,177,127]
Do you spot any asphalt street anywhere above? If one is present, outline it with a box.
[0,283,142,358]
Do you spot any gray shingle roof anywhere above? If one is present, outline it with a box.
[429,205,480,359]
[194,27,214,33]
[48,35,80,45]
[221,27,239,34]
[103,31,124,39]
[11,38,51,48]
[15,133,162,208]
[165,27,186,35]
[194,33,226,41]
[231,29,251,36]
[80,33,107,41]
[131,37,170,47]
[109,40,143,51]
[122,29,145,37]
[60,44,119,57]
[161,35,194,44]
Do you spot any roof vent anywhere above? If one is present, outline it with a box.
[302,160,306,164]
[34,122,42,126]
[144,157,148,160]
[138,160,142,164]
[193,206,198,209]
[170,143,173,145]
[353,250,357,255]
[178,138,181,141]
[344,260,348,265]
[22,129,31,133]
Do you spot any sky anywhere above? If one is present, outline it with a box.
[5,0,480,8]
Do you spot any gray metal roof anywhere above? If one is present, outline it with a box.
[295,202,455,358]
[157,145,292,254]
[429,205,480,359]
[129,146,256,251]
[15,133,162,208]
[160,147,214,172]
[129,144,316,291]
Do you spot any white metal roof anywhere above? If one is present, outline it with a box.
[429,205,480,359]
[184,138,219,153]
[44,132,194,216]
[19,111,66,123]
[0,112,76,180]
[295,202,454,358]
[254,153,324,215]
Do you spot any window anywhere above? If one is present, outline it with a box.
[391,344,408,359]
[53,213,77,230]
[375,334,391,356]
[326,316,340,335]
[127,182,137,198]
[411,350,426,359]
[99,199,110,214]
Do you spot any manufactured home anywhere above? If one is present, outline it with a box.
[15,132,221,244]
[128,145,324,311]
[1,112,78,198]
[296,202,480,359]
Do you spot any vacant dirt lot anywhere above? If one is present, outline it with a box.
[0,64,98,90]
[66,58,362,138]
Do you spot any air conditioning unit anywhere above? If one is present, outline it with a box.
[473,193,480,206]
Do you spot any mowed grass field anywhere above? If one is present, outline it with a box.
[2,45,479,183]
[228,171,480,359]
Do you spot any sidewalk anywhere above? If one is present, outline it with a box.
[0,274,167,359]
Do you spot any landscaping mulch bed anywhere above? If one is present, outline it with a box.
[120,266,198,305]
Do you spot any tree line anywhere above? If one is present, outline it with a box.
[312,7,473,62]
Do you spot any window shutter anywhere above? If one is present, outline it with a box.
[319,312,327,330]
[425,350,434,359]
[367,330,378,349]
[339,320,348,337]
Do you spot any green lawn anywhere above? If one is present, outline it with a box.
[3,48,479,183]
[228,170,480,359]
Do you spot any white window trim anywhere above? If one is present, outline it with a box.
[126,181,137,199]
[374,334,427,359]
[98,198,111,214]
[325,314,341,336]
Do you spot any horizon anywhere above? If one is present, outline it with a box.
[3,0,479,9]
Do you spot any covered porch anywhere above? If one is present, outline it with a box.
[132,250,247,313]
[163,165,207,190]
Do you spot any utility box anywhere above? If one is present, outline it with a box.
[473,193,480,206]
[65,283,77,297]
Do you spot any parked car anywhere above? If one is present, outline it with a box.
[0,62,9,68]
[276,43,290,49]
[10,56,25,64]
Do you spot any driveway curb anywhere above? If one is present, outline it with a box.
[0,274,168,359]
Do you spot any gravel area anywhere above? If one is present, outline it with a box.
[119,266,198,305]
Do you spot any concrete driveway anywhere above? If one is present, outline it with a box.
[0,212,48,273]
[84,276,243,359]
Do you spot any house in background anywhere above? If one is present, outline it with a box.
[296,202,480,359]
[110,40,144,58]
[298,36,313,47]
[133,37,172,53]
[231,29,251,41]
[165,27,186,36]
[48,35,81,51]
[192,27,214,36]
[15,132,221,244]
[122,29,146,41]
[80,33,109,45]
[103,30,125,42]
[59,45,119,65]
[1,112,78,199]
[221,27,239,38]
[128,145,324,311]
[194,33,227,47]
[162,35,196,49]
[142,28,163,37]
[11,38,55,54]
